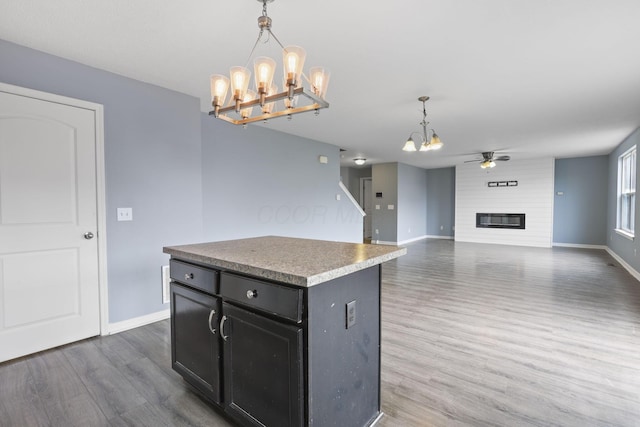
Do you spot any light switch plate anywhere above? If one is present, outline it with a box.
[117,207,133,221]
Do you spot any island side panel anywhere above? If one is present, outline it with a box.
[306,265,381,427]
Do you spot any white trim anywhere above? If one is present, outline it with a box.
[107,309,171,335]
[615,228,634,241]
[0,82,109,335]
[339,181,365,217]
[552,243,607,250]
[605,247,640,283]
[426,235,455,240]
[372,240,398,246]
[397,235,428,245]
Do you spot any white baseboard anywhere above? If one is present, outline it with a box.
[372,240,398,246]
[553,242,607,250]
[106,309,170,335]
[397,235,429,245]
[426,235,454,240]
[605,247,640,283]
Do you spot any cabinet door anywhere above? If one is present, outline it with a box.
[171,282,222,404]
[222,302,304,427]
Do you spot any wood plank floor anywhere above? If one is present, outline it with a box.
[2,239,640,426]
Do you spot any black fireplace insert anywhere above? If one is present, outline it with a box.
[476,213,525,229]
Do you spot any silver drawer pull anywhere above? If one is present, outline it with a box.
[208,309,216,335]
[220,315,228,341]
[184,273,194,280]
[246,289,258,299]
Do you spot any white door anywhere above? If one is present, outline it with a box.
[0,89,101,362]
[362,178,373,239]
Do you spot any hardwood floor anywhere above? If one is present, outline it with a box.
[2,239,640,426]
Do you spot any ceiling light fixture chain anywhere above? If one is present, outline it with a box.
[402,96,443,152]
[208,0,330,126]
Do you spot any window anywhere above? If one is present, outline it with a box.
[617,146,636,238]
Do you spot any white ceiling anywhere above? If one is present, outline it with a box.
[2,0,640,169]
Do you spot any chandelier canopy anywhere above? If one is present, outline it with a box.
[209,0,330,126]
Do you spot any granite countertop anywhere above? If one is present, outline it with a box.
[163,236,406,287]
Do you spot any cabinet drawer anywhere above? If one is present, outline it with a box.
[170,259,219,295]
[220,273,302,323]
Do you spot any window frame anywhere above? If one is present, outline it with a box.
[616,145,636,240]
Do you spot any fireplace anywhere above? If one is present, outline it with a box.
[476,213,525,229]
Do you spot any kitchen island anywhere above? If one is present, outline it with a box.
[163,236,406,427]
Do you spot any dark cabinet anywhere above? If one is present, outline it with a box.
[170,282,222,404]
[169,257,382,427]
[221,302,304,427]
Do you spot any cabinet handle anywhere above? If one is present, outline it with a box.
[246,289,258,299]
[220,315,228,341]
[208,309,216,335]
[184,273,194,280]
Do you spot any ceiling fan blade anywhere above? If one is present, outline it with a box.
[464,159,482,163]
[495,156,511,161]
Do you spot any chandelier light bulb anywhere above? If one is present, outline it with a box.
[283,46,306,90]
[429,133,443,150]
[240,90,256,119]
[309,67,331,99]
[210,74,230,117]
[262,84,278,114]
[402,138,417,152]
[254,56,276,98]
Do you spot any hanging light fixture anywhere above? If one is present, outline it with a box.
[354,158,366,165]
[402,96,444,152]
[209,0,330,126]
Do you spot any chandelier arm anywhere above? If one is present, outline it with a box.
[267,28,287,50]
[243,29,266,69]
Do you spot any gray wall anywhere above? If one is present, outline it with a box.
[201,118,363,243]
[340,166,372,205]
[397,163,428,242]
[0,39,203,323]
[371,163,398,242]
[554,156,608,245]
[607,128,640,269]
[0,38,361,324]
[426,167,456,237]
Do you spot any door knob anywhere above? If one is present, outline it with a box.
[84,232,94,240]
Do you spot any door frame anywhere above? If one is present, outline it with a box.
[360,177,373,239]
[0,82,109,335]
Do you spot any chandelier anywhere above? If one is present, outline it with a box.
[402,96,443,152]
[209,0,330,126]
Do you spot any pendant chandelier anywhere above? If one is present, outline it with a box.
[209,0,330,126]
[402,96,443,152]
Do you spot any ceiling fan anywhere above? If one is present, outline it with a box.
[465,151,511,169]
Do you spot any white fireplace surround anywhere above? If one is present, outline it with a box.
[455,158,554,247]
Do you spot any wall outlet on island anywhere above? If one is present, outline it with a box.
[375,229,379,234]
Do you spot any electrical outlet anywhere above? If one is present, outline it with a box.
[161,265,170,304]
[346,300,356,329]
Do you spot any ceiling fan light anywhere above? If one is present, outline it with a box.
[403,138,417,152]
[481,160,496,169]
